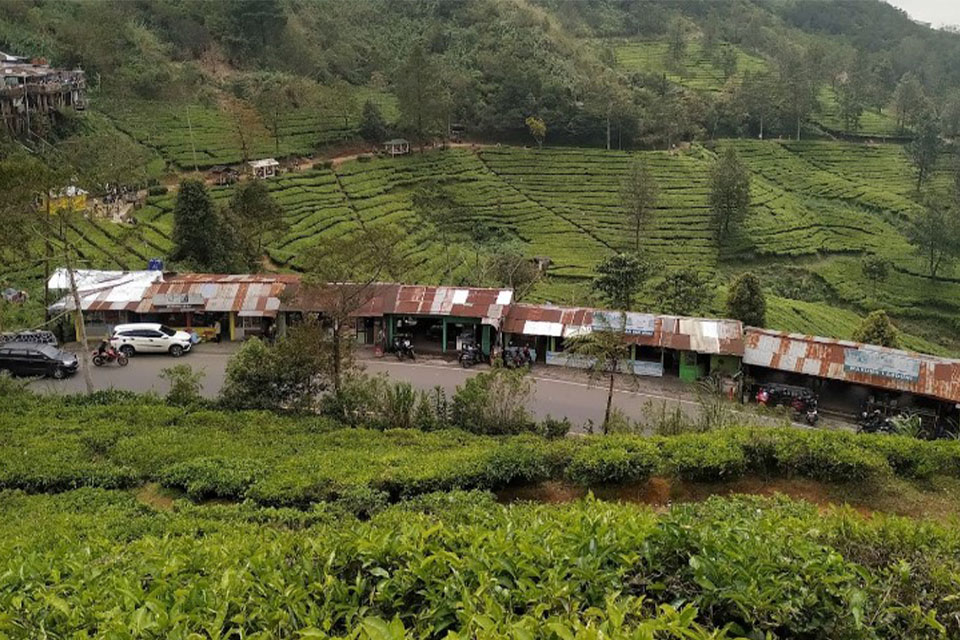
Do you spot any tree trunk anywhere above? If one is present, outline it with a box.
[606,108,611,151]
[635,219,641,252]
[759,113,764,140]
[332,319,342,394]
[796,113,801,141]
[65,251,94,394]
[603,369,615,434]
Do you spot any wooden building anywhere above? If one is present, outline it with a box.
[1,52,86,136]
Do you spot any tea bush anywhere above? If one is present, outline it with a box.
[566,436,660,485]
[660,433,747,481]
[1,490,959,638]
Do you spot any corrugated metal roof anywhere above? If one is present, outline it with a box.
[137,274,297,317]
[503,304,593,337]
[48,269,163,313]
[744,328,960,403]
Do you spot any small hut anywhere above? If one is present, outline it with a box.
[248,158,280,180]
[384,139,410,157]
[209,165,239,186]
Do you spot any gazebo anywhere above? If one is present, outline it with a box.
[248,158,280,180]
[384,139,410,157]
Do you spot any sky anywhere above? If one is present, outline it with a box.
[886,0,960,28]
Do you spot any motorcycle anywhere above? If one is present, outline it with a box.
[459,342,483,368]
[856,410,896,435]
[792,396,819,425]
[92,347,128,367]
[503,345,533,369]
[393,336,416,361]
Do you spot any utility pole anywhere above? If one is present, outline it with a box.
[186,105,199,174]
[64,244,94,394]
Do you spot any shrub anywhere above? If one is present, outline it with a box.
[147,185,168,196]
[772,430,890,481]
[160,364,205,406]
[379,381,417,429]
[159,457,267,500]
[661,433,747,481]
[566,437,660,485]
[538,415,571,439]
[451,367,534,435]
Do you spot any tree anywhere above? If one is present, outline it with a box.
[892,72,926,132]
[451,367,534,435]
[301,226,409,393]
[717,46,738,79]
[725,272,766,326]
[620,159,658,251]
[566,312,633,433]
[862,255,891,296]
[219,323,329,411]
[223,97,261,165]
[737,70,780,139]
[412,181,460,281]
[593,253,651,310]
[776,47,819,141]
[486,248,541,300]
[852,310,900,348]
[170,180,248,271]
[227,180,285,256]
[248,73,308,155]
[525,116,546,149]
[908,199,960,280]
[654,271,711,316]
[359,99,387,143]
[835,72,864,132]
[907,119,941,192]
[667,16,686,67]
[709,147,751,243]
[396,44,443,152]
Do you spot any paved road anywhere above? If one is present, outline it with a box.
[33,345,704,427]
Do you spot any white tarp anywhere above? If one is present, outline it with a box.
[592,310,655,335]
[47,269,163,312]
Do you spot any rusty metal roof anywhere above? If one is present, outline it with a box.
[656,316,744,356]
[503,304,594,337]
[381,285,513,326]
[138,274,297,318]
[744,328,960,403]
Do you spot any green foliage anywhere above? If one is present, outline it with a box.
[654,270,712,316]
[566,437,660,485]
[593,252,650,310]
[525,115,546,149]
[852,310,900,348]
[226,179,285,254]
[170,179,250,271]
[907,118,941,192]
[725,272,766,327]
[620,158,659,251]
[159,364,205,407]
[451,367,534,435]
[709,147,750,242]
[359,99,388,143]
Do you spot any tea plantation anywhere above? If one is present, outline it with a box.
[3,394,960,638]
[127,139,960,354]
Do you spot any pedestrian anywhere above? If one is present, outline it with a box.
[213,319,221,343]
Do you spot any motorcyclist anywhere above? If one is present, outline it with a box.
[97,338,110,356]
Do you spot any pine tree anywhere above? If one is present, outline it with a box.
[725,272,766,326]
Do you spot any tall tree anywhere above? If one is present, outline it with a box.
[396,44,443,152]
[776,47,819,141]
[654,271,711,316]
[852,310,900,348]
[908,198,960,280]
[835,71,864,133]
[359,99,388,143]
[862,254,891,297]
[301,226,409,394]
[907,118,941,192]
[170,180,247,271]
[667,16,687,68]
[725,272,766,327]
[892,72,926,132]
[620,159,658,251]
[227,180,285,257]
[525,116,546,150]
[593,253,651,310]
[709,147,751,243]
[412,181,460,281]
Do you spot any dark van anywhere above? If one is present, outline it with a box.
[0,342,79,379]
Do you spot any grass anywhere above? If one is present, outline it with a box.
[611,39,766,91]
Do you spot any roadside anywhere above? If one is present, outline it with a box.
[35,342,840,432]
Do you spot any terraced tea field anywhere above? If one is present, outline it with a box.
[99,86,397,170]
[4,138,956,353]
[610,39,765,91]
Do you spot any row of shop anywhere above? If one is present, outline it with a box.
[49,269,960,423]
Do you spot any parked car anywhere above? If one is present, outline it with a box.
[0,341,78,379]
[110,323,192,357]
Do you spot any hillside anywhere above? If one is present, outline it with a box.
[4,0,960,354]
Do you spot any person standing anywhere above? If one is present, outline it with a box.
[213,319,222,343]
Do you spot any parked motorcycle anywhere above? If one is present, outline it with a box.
[792,396,819,425]
[92,348,128,367]
[503,345,533,369]
[459,342,483,368]
[856,409,896,434]
[393,335,416,361]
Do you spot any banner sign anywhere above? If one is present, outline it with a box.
[545,351,663,377]
[843,348,921,382]
[153,292,205,309]
[592,311,655,336]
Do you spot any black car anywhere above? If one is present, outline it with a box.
[0,341,79,379]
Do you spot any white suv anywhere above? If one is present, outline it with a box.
[110,323,193,357]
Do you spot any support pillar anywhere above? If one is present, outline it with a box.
[228,312,236,341]
[481,325,491,356]
[442,318,448,353]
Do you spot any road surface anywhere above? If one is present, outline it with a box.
[32,344,705,427]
